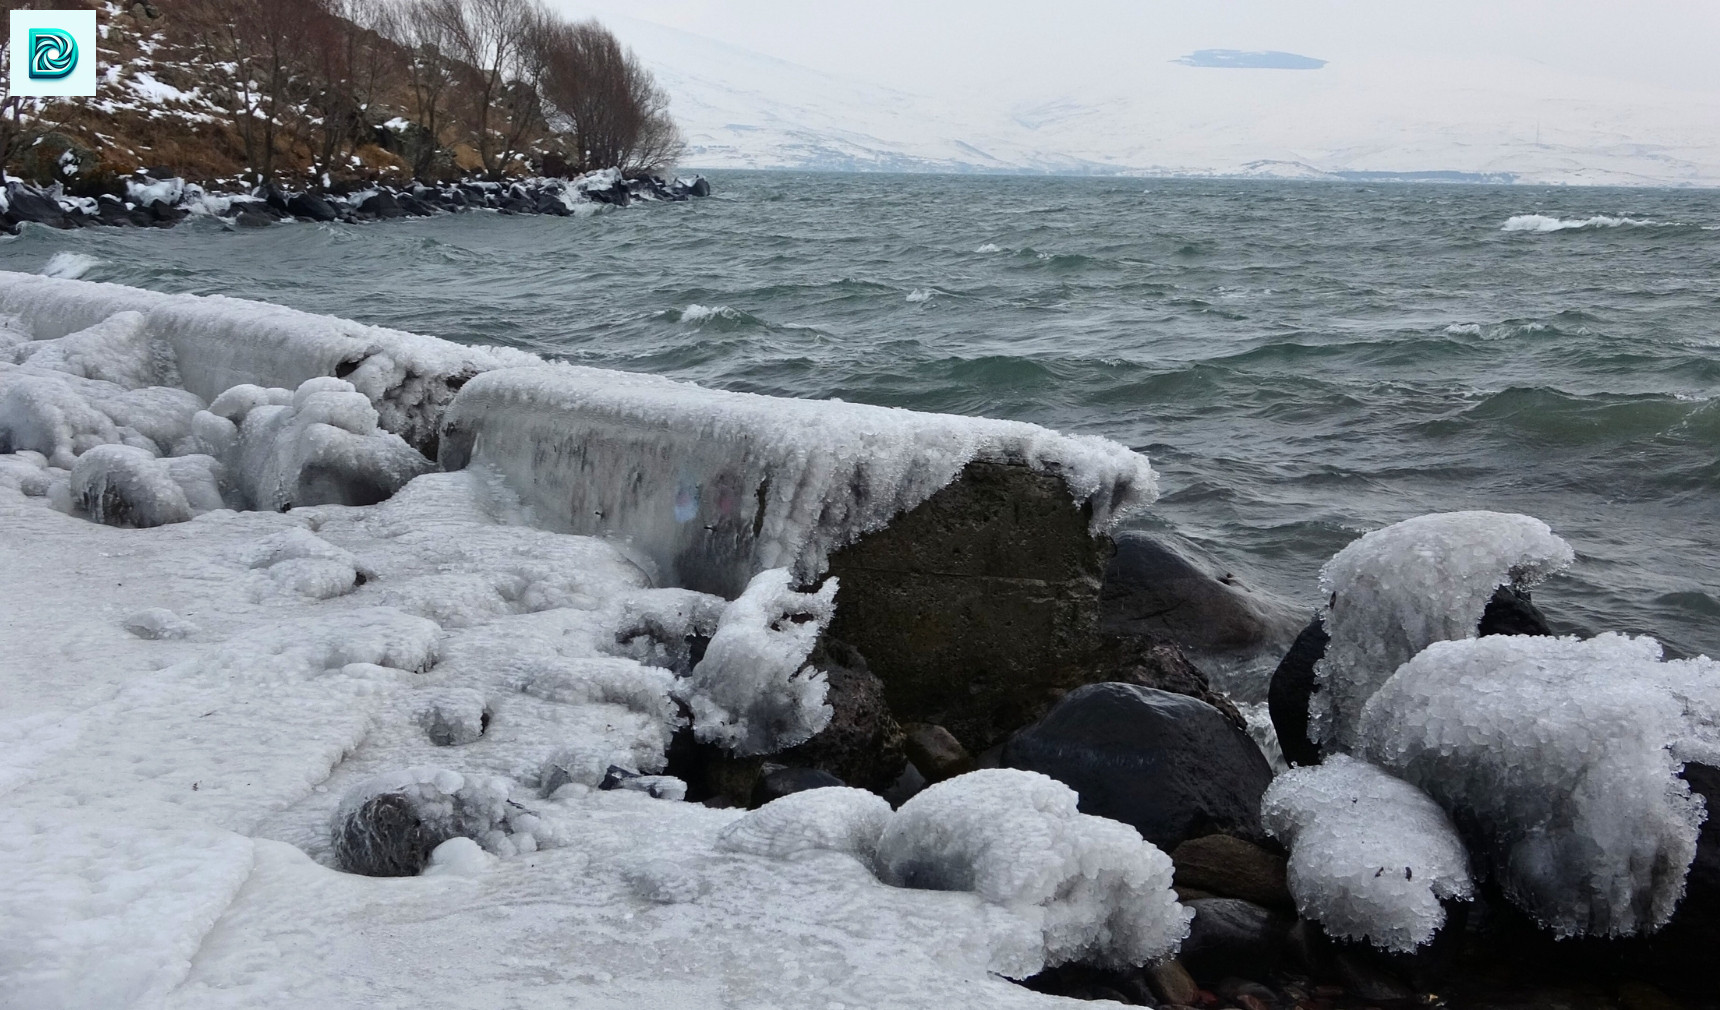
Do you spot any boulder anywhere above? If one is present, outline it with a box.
[1170,834,1293,908]
[1102,531,1306,682]
[1001,683,1274,850]
[750,765,844,807]
[356,191,405,219]
[332,792,448,877]
[286,192,339,222]
[1089,631,1246,729]
[233,209,274,229]
[777,638,907,792]
[1180,898,1292,983]
[1267,585,1553,768]
[901,723,973,783]
[826,461,1111,754]
[4,183,71,229]
[688,176,711,197]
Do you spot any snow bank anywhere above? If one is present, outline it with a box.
[1311,511,1573,752]
[1261,754,1473,952]
[1357,633,1720,939]
[439,364,1158,596]
[675,567,837,755]
[874,769,1190,976]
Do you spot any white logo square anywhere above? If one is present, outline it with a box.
[9,10,97,98]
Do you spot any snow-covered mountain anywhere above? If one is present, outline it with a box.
[558,10,1720,186]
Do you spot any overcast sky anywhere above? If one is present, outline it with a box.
[558,1,1720,100]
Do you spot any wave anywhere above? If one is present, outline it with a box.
[658,304,765,330]
[1500,214,1671,233]
[39,251,101,279]
[973,243,1003,254]
[905,288,934,303]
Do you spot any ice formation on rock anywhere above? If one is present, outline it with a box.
[227,377,435,511]
[1310,511,1574,752]
[716,786,894,862]
[1261,754,1473,952]
[331,767,557,876]
[11,310,176,390]
[1357,633,1720,938]
[874,769,1190,976]
[675,567,837,755]
[438,364,1157,596]
[70,444,223,527]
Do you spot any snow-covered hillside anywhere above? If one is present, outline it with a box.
[559,10,1720,186]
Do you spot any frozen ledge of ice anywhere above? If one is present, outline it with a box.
[439,365,1157,595]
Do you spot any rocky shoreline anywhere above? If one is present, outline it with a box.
[1,274,1716,1008]
[0,168,710,234]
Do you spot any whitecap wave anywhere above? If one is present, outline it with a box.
[40,252,101,280]
[676,304,742,324]
[1501,214,1665,233]
[974,243,1002,254]
[905,288,933,303]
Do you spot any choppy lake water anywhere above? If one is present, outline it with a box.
[4,172,1716,665]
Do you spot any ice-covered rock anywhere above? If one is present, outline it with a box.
[874,769,1190,976]
[331,767,555,876]
[0,449,60,496]
[1357,633,1720,939]
[675,568,837,756]
[122,608,200,641]
[716,786,893,862]
[229,377,434,510]
[438,364,1157,596]
[0,365,202,468]
[12,310,177,390]
[1261,754,1473,952]
[1310,511,1574,753]
[70,444,224,527]
[417,689,490,746]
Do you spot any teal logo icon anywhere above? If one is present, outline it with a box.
[27,28,76,80]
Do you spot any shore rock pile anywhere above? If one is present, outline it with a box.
[0,167,710,234]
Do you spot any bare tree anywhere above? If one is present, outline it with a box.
[537,18,681,175]
[421,0,540,178]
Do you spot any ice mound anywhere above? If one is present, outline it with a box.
[622,858,708,904]
[331,767,555,876]
[11,310,177,389]
[1261,754,1473,952]
[520,656,682,728]
[240,526,366,599]
[716,787,893,862]
[675,568,837,756]
[1357,633,1720,938]
[1311,511,1573,752]
[874,769,1190,976]
[123,607,200,641]
[0,449,60,496]
[70,444,224,527]
[0,365,203,468]
[417,689,491,746]
[227,377,435,511]
[438,364,1157,595]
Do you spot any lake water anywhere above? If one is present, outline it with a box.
[4,171,1716,666]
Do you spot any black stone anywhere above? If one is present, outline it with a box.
[688,176,711,197]
[1180,897,1292,983]
[286,192,338,222]
[4,183,70,228]
[332,792,449,877]
[778,638,908,792]
[1002,682,1274,849]
[1477,584,1553,638]
[356,191,405,219]
[233,209,274,228]
[1267,616,1329,767]
[751,765,844,807]
[396,193,435,217]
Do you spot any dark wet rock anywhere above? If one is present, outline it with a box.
[233,209,274,228]
[880,761,927,808]
[1146,959,1200,1006]
[5,183,70,228]
[826,461,1112,755]
[1267,616,1328,767]
[256,183,291,212]
[687,175,711,197]
[1180,898,1292,983]
[147,201,187,226]
[1102,531,1306,673]
[778,638,907,792]
[663,726,763,806]
[1019,963,1158,1005]
[533,191,570,216]
[287,192,339,222]
[901,723,972,783]
[1002,683,1274,850]
[396,193,435,217]
[96,197,133,227]
[1216,978,1280,1009]
[332,792,448,877]
[750,765,844,807]
[1171,833,1293,908]
[1089,632,1246,729]
[1268,584,1555,768]
[1332,948,1416,1002]
[356,191,405,219]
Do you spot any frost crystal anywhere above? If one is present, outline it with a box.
[1261,754,1472,952]
[675,568,837,756]
[1357,633,1720,938]
[1311,511,1573,752]
[874,769,1190,976]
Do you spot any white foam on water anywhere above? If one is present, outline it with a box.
[39,253,101,280]
[1501,214,1667,232]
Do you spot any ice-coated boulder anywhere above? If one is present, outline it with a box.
[331,767,553,876]
[1357,633,1720,939]
[1001,683,1274,850]
[874,768,1190,976]
[12,310,176,389]
[1307,511,1573,754]
[716,786,893,862]
[674,568,837,757]
[1261,754,1473,952]
[70,444,224,527]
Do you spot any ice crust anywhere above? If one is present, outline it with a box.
[1358,633,1720,938]
[1310,511,1574,752]
[439,364,1158,595]
[1261,754,1473,952]
[676,567,837,755]
[874,769,1191,976]
[716,786,894,862]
